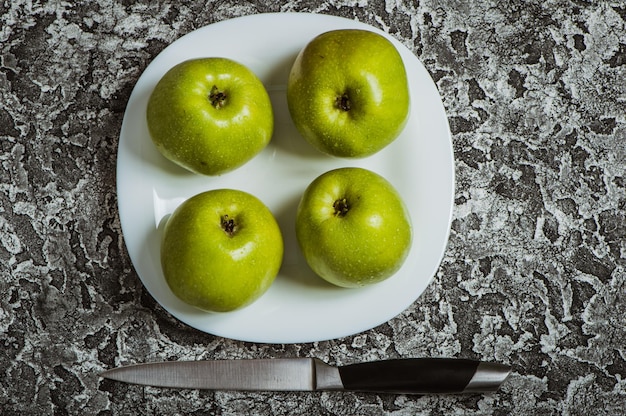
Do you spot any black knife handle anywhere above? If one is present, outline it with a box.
[338,358,488,394]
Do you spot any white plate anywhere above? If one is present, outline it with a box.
[117,12,454,344]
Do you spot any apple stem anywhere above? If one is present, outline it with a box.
[221,215,237,236]
[335,93,351,111]
[333,198,350,217]
[209,85,228,109]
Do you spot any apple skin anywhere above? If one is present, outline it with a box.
[161,189,283,312]
[295,167,412,288]
[147,58,274,175]
[287,29,410,158]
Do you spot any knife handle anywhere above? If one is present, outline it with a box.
[338,358,510,394]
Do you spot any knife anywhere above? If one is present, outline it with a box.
[100,358,510,394]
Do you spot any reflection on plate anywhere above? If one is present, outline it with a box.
[116,12,454,344]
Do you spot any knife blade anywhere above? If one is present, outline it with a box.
[100,358,510,394]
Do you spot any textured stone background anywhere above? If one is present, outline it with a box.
[1,0,625,414]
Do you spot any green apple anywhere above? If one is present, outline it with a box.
[295,167,412,288]
[161,189,283,312]
[147,57,274,175]
[286,29,410,158]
